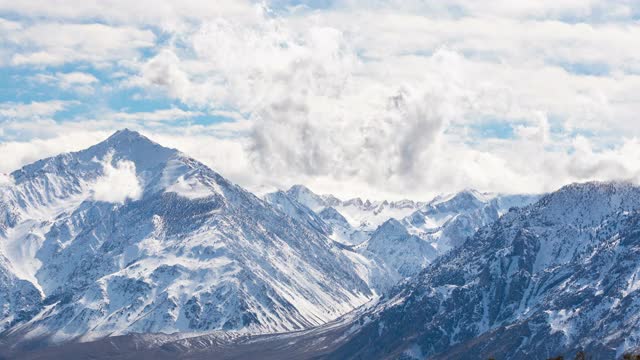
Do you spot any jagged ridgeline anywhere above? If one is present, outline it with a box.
[3,130,640,359]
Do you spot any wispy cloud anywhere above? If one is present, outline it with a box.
[107,108,202,123]
[30,72,99,94]
[0,100,74,118]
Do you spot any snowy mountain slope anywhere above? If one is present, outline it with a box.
[285,185,424,232]
[9,181,640,359]
[263,190,439,290]
[326,181,640,359]
[268,186,538,287]
[403,189,540,253]
[0,130,374,346]
[362,219,438,279]
[0,253,42,333]
[263,190,331,236]
[262,191,399,293]
[350,190,538,284]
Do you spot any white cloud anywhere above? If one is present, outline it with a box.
[3,1,640,199]
[108,108,202,123]
[92,152,142,204]
[31,72,99,94]
[119,7,640,197]
[0,0,257,27]
[0,100,73,119]
[6,23,155,66]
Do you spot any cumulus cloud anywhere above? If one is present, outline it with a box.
[92,152,142,204]
[3,1,640,199]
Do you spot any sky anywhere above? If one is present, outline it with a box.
[1,0,640,200]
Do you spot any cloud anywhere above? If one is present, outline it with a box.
[0,0,257,26]
[3,1,640,199]
[80,4,640,197]
[107,108,202,123]
[0,100,74,119]
[5,23,155,66]
[92,152,142,204]
[30,72,99,94]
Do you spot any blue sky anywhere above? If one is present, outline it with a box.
[1,0,640,199]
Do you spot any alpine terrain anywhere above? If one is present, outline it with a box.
[3,131,638,360]
[0,130,374,348]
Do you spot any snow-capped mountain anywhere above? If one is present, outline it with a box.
[403,189,540,253]
[326,181,640,359]
[362,218,438,278]
[262,190,401,293]
[266,186,539,289]
[6,129,627,360]
[0,130,373,346]
[285,185,425,233]
[16,180,640,359]
[4,152,638,359]
[262,190,331,236]
[0,255,42,333]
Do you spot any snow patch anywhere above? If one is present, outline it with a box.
[546,309,573,343]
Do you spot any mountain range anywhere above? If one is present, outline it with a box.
[2,130,640,359]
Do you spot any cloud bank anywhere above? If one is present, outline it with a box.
[1,1,640,199]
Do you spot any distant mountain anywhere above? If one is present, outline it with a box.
[0,130,373,347]
[285,184,424,233]
[362,218,437,278]
[403,189,540,253]
[327,181,640,359]
[264,186,539,294]
[263,190,331,236]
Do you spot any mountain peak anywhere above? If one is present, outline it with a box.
[11,129,179,185]
[372,218,408,238]
[106,128,147,141]
[88,129,178,171]
[287,184,315,196]
[426,189,488,210]
[285,184,328,211]
[103,128,162,149]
